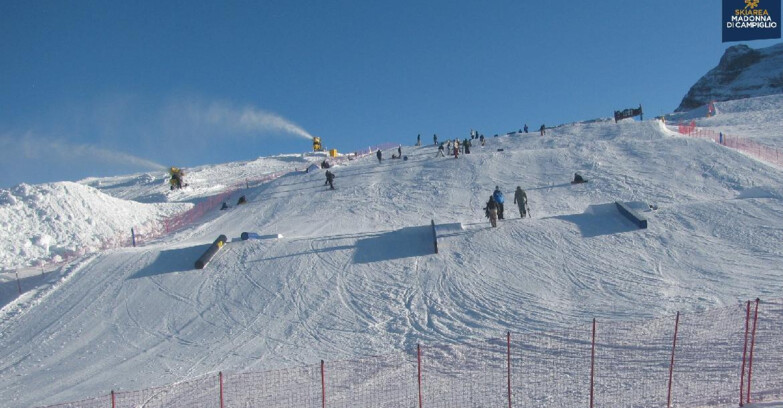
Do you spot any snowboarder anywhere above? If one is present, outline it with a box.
[524,124,528,133]
[321,159,331,169]
[376,149,382,163]
[485,195,498,227]
[325,170,335,189]
[492,186,505,220]
[572,173,588,184]
[436,143,445,157]
[514,186,528,218]
[539,124,546,136]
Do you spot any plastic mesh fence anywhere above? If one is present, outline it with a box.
[35,300,783,408]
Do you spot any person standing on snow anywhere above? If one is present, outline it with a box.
[514,186,528,218]
[376,149,382,163]
[436,142,445,157]
[325,170,335,189]
[539,124,546,136]
[524,124,529,133]
[493,186,505,220]
[485,195,498,227]
[433,134,438,146]
[417,134,421,146]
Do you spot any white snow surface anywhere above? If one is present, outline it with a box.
[1,97,783,406]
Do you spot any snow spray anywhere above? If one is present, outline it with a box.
[204,103,315,141]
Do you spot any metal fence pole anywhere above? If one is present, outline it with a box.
[667,311,680,408]
[590,318,596,408]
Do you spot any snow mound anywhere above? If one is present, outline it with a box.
[0,182,189,269]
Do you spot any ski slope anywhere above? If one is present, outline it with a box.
[1,97,783,406]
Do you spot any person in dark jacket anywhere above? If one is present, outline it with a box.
[514,186,528,218]
[539,124,546,136]
[416,134,421,146]
[376,149,382,163]
[485,195,498,227]
[524,124,528,133]
[436,142,445,157]
[433,134,438,146]
[492,186,505,220]
[325,170,335,189]
[398,145,402,158]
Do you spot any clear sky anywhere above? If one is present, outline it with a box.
[1,1,781,188]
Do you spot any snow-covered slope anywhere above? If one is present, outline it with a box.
[1,98,783,406]
[0,182,189,269]
[677,43,783,111]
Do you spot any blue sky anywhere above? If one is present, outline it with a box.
[1,1,781,188]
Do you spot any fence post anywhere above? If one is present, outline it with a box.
[667,311,680,408]
[131,228,136,247]
[590,318,596,408]
[507,331,512,408]
[431,220,438,254]
[321,360,326,408]
[418,344,423,408]
[219,371,224,408]
[111,390,115,408]
[15,271,21,294]
[740,300,751,406]
[747,298,760,405]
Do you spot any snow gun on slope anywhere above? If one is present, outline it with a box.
[195,235,227,269]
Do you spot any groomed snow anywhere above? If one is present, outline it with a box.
[1,96,782,407]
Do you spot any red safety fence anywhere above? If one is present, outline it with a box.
[37,298,783,408]
[671,120,783,168]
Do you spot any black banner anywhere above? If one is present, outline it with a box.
[614,105,643,123]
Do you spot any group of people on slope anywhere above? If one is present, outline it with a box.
[484,186,528,228]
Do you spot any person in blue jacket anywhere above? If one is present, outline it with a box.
[492,186,505,220]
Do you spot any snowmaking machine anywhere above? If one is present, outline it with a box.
[313,137,324,152]
[169,167,186,190]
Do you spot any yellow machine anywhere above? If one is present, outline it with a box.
[313,137,324,152]
[169,167,185,190]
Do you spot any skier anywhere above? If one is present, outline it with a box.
[514,186,528,218]
[524,124,528,133]
[492,186,505,220]
[436,142,445,157]
[376,149,382,163]
[325,170,335,189]
[485,195,498,227]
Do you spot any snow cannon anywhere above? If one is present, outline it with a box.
[313,137,324,152]
[195,235,227,269]
[169,167,185,190]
